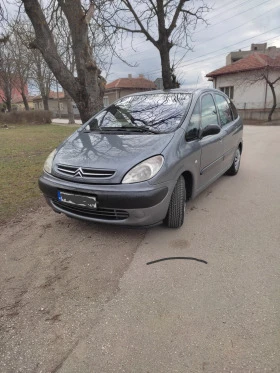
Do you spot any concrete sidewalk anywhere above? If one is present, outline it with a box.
[243,118,280,126]
[52,118,82,126]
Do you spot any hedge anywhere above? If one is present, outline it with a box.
[0,110,52,125]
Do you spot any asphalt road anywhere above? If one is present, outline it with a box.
[1,125,280,373]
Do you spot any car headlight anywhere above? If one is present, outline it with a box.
[43,149,57,174]
[122,155,164,184]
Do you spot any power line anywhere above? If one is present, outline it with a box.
[179,27,280,70]
[179,34,280,73]
[196,0,274,32]
[118,0,264,50]
[114,0,276,61]
[144,30,280,76]
[200,0,260,26]
[196,3,280,42]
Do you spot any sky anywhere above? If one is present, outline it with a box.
[106,0,280,88]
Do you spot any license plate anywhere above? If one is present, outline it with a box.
[57,191,97,209]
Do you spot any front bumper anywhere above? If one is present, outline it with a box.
[39,172,173,226]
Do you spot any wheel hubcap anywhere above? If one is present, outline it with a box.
[234,149,241,170]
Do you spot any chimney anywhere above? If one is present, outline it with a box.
[128,74,132,78]
[139,74,144,78]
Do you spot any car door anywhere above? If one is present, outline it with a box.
[198,93,225,190]
[213,93,236,171]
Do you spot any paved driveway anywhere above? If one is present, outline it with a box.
[1,126,280,373]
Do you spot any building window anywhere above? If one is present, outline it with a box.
[103,96,109,107]
[219,86,234,99]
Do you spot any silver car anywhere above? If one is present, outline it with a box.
[39,88,243,228]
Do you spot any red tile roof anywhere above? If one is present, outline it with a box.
[13,95,36,104]
[33,91,65,101]
[206,53,280,78]
[106,77,156,90]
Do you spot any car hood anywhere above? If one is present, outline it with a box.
[52,129,174,184]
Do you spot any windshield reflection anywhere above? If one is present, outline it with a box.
[88,93,191,133]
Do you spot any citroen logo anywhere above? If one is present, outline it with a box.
[74,167,84,177]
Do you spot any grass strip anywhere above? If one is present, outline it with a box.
[0,124,79,223]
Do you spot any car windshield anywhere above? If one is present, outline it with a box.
[88,93,191,133]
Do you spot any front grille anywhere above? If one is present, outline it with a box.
[56,165,115,179]
[52,200,129,221]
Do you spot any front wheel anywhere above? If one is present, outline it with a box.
[164,176,186,228]
[226,147,241,176]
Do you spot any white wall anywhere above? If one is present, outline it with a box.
[214,70,280,110]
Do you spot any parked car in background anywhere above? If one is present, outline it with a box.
[39,88,243,228]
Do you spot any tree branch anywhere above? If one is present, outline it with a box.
[271,75,280,85]
[84,2,95,24]
[147,0,158,16]
[167,0,189,37]
[22,0,80,96]
[122,0,157,46]
[115,26,143,33]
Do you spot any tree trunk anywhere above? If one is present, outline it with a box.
[64,90,75,124]
[21,92,30,111]
[158,42,179,89]
[6,100,12,112]
[23,0,104,123]
[268,82,276,122]
[159,46,172,89]
[42,95,49,111]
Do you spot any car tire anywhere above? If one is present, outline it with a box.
[226,147,241,176]
[164,175,186,228]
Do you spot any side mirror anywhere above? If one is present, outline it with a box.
[185,128,199,142]
[89,118,99,131]
[201,124,221,138]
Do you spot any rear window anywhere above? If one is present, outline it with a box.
[92,93,192,133]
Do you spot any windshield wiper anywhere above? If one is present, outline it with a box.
[100,126,161,134]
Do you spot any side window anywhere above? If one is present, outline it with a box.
[214,94,233,126]
[186,100,200,140]
[228,98,238,120]
[201,94,219,130]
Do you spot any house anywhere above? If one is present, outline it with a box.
[154,77,164,90]
[206,53,280,120]
[226,43,280,65]
[0,75,28,110]
[33,91,65,113]
[104,74,156,106]
[13,95,36,111]
[33,91,79,117]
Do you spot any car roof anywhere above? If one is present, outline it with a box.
[127,87,223,97]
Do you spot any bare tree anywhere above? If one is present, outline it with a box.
[104,0,209,89]
[30,50,53,111]
[257,68,280,121]
[241,63,280,122]
[0,43,15,111]
[54,17,76,123]
[7,27,32,110]
[21,0,106,122]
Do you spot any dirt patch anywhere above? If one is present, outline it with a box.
[0,206,146,372]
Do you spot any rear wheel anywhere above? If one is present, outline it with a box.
[164,176,186,228]
[226,147,241,176]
